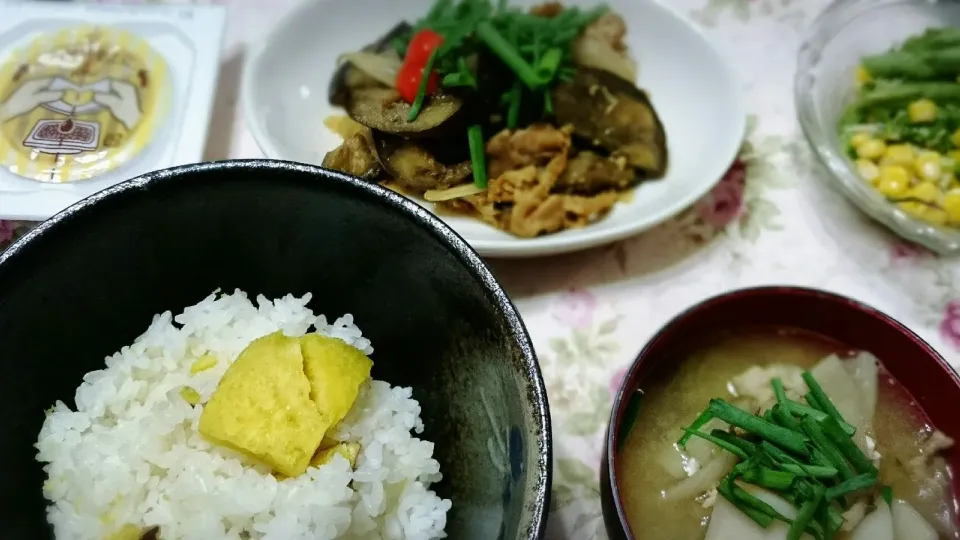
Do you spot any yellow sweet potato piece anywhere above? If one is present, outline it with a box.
[310,441,362,469]
[199,332,329,477]
[190,353,218,374]
[300,334,373,425]
[105,525,158,540]
[319,435,339,450]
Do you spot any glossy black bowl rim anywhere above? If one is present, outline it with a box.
[603,285,955,538]
[0,158,553,540]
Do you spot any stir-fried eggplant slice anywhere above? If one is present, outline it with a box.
[347,87,463,138]
[552,67,668,178]
[329,21,464,137]
[321,133,382,180]
[552,150,638,195]
[329,22,412,108]
[373,132,472,191]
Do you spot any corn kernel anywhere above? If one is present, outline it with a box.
[876,164,910,197]
[855,65,872,84]
[850,132,872,148]
[190,353,218,374]
[914,153,943,182]
[855,159,880,183]
[918,150,941,167]
[898,201,924,216]
[180,387,202,405]
[857,139,886,160]
[882,144,915,166]
[898,201,948,224]
[877,179,910,198]
[908,99,938,123]
[908,181,941,203]
[944,189,960,222]
[926,209,949,225]
[940,172,956,189]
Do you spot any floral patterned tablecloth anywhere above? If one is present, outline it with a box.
[4,0,960,538]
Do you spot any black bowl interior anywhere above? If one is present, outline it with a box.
[0,160,551,539]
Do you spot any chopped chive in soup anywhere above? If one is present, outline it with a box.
[676,372,879,536]
[616,329,958,540]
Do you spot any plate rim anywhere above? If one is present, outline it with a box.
[241,0,746,258]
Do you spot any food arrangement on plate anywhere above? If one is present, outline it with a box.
[38,291,450,540]
[840,27,960,229]
[321,0,669,238]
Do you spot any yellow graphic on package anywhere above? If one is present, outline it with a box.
[0,26,168,183]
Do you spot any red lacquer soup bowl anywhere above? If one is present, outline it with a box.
[601,286,960,540]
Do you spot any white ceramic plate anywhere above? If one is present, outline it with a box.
[242,0,745,257]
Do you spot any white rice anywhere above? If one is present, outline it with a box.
[36,290,452,540]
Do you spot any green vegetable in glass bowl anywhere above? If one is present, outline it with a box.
[837,26,960,229]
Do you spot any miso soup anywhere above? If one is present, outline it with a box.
[616,328,958,540]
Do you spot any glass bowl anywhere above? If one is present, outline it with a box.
[795,0,960,255]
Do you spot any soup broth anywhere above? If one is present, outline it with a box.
[616,328,957,540]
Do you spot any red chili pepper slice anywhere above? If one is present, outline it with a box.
[396,63,439,104]
[396,29,444,104]
[405,29,444,67]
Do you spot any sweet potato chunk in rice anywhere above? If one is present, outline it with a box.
[440,124,622,237]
